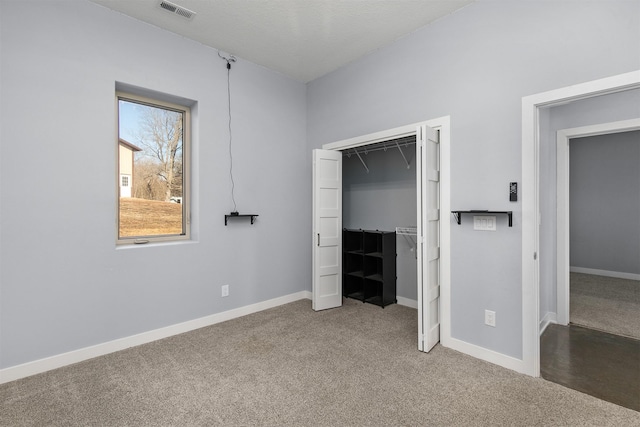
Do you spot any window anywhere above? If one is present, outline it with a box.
[117,92,190,244]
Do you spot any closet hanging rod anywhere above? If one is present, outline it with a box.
[342,135,416,172]
[341,140,416,157]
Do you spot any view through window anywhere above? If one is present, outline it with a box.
[117,93,189,242]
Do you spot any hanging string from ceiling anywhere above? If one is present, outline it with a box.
[218,50,238,214]
[217,52,259,226]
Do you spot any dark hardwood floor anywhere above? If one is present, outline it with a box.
[541,323,640,412]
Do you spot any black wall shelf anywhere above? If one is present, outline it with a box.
[224,214,259,226]
[451,210,513,227]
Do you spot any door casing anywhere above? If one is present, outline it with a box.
[522,70,640,377]
[555,118,640,326]
[322,116,451,350]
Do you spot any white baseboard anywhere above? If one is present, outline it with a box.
[441,336,530,376]
[0,291,312,385]
[570,266,640,281]
[539,312,557,335]
[396,296,418,309]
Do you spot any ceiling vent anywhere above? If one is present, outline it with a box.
[158,0,196,20]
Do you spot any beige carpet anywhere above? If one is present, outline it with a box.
[571,272,640,340]
[1,298,639,426]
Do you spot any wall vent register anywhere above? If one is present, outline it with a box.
[158,0,196,20]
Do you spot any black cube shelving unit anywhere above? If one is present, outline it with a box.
[343,229,396,308]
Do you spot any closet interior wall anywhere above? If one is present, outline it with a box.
[341,137,418,301]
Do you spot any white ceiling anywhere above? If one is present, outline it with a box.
[88,0,475,82]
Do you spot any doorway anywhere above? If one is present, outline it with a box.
[521,69,640,377]
[341,135,418,308]
[556,120,640,329]
[312,117,451,353]
[540,123,640,410]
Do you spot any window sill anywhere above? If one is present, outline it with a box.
[115,238,196,250]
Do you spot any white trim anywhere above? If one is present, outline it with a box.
[322,122,420,151]
[0,291,312,385]
[321,116,452,354]
[434,117,451,351]
[570,266,640,281]
[445,337,528,375]
[522,70,640,377]
[416,128,425,351]
[556,128,570,326]
[397,296,418,309]
[539,312,557,335]
[556,118,640,325]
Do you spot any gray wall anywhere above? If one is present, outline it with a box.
[0,1,308,368]
[343,148,416,231]
[538,90,640,319]
[570,131,640,275]
[307,0,640,359]
[2,0,640,372]
[342,147,418,300]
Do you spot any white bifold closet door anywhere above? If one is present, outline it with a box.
[312,149,342,311]
[417,124,441,352]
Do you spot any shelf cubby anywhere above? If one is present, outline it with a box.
[342,229,396,308]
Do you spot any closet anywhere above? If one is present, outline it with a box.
[312,121,442,353]
[341,136,417,306]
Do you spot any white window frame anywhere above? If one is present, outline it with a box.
[116,91,191,245]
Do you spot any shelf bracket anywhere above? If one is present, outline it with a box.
[396,141,410,169]
[452,211,461,225]
[225,213,259,226]
[354,148,369,173]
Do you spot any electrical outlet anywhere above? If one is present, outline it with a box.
[221,284,229,297]
[485,310,496,327]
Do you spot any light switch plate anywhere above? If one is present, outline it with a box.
[474,216,496,231]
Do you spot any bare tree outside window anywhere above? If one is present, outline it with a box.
[117,93,190,243]
[133,105,183,202]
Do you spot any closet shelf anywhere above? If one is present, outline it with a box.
[365,251,384,258]
[396,226,418,259]
[451,210,513,227]
[395,226,417,236]
[224,213,259,226]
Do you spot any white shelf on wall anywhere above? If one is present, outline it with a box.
[395,226,417,236]
[396,226,417,259]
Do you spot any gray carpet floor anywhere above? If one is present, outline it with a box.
[571,272,640,340]
[1,298,639,426]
